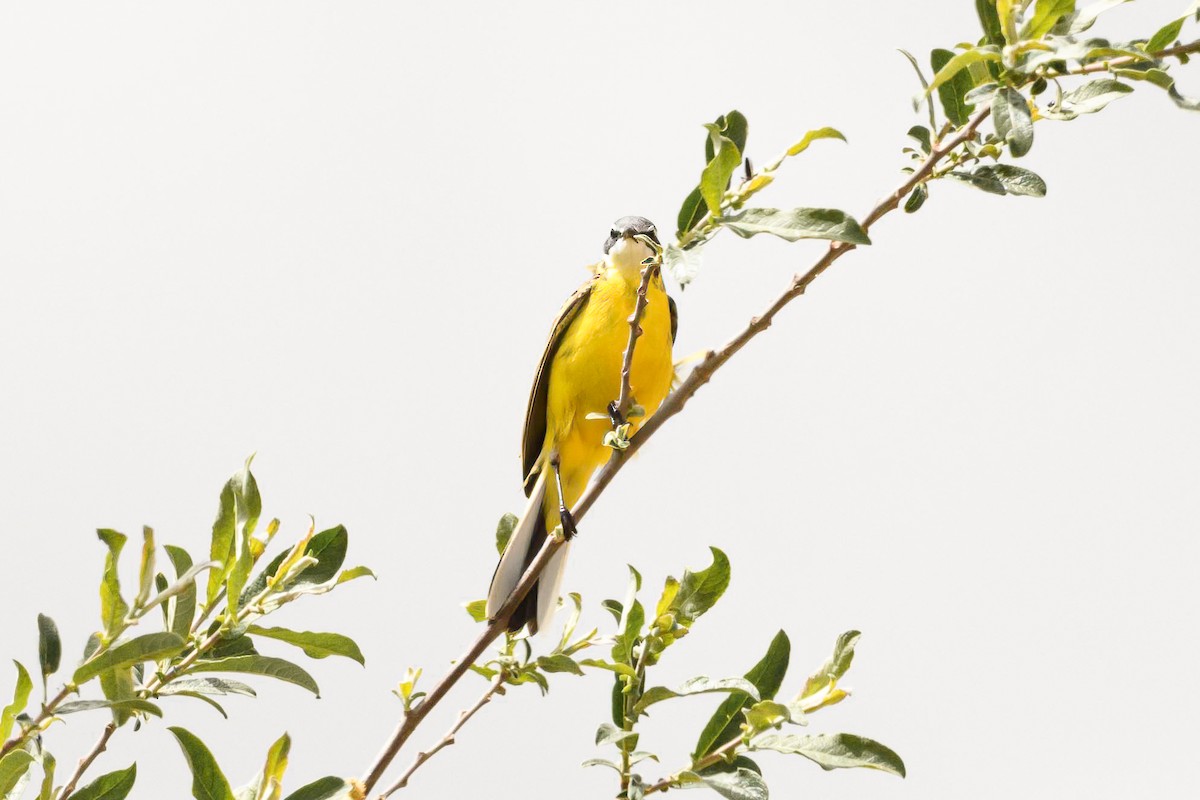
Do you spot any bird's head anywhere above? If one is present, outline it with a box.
[603,216,661,273]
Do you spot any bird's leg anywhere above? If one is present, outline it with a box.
[549,454,577,541]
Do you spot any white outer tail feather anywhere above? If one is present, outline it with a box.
[486,469,559,628]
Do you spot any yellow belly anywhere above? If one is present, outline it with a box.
[542,268,674,516]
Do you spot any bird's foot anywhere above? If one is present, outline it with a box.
[558,505,578,541]
[607,401,626,428]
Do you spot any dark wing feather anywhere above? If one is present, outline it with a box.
[521,275,596,495]
[668,293,679,344]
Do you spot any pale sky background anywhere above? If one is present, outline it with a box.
[1,1,1198,798]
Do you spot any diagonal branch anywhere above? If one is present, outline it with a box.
[359,104,991,797]
[574,104,991,521]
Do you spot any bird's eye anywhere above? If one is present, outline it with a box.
[610,229,619,238]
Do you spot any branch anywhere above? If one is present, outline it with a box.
[575,104,990,521]
[642,734,744,796]
[1067,38,1200,76]
[360,533,563,793]
[58,723,117,800]
[614,259,660,423]
[358,102,993,798]
[0,684,76,757]
[378,673,506,796]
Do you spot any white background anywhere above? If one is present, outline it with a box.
[1,1,1197,798]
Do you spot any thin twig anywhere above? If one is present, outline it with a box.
[642,734,743,796]
[53,627,230,795]
[1066,38,1200,76]
[360,535,563,793]
[0,684,76,757]
[379,674,506,796]
[614,260,660,422]
[58,723,117,800]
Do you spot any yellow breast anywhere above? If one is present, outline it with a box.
[543,268,674,501]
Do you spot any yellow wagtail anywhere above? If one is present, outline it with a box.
[486,216,677,634]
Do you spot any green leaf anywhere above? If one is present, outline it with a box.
[295,526,348,585]
[956,164,1048,197]
[536,654,583,676]
[784,126,845,156]
[752,732,906,777]
[669,547,731,627]
[0,752,34,798]
[37,615,61,680]
[56,699,163,717]
[718,208,870,245]
[706,111,749,159]
[677,768,767,800]
[170,727,235,800]
[281,777,351,800]
[931,48,975,127]
[580,758,622,773]
[746,700,792,730]
[1169,82,1200,111]
[69,763,137,800]
[1147,16,1186,53]
[74,632,186,684]
[923,47,1000,102]
[578,659,638,678]
[165,545,198,639]
[34,751,54,800]
[677,187,708,237]
[207,483,237,607]
[695,630,791,758]
[801,631,860,701]
[975,0,1005,45]
[664,243,702,287]
[595,723,638,747]
[336,566,375,585]
[1023,0,1075,39]
[494,513,518,555]
[191,656,320,697]
[612,565,644,664]
[634,677,760,714]
[700,130,741,215]
[159,677,257,697]
[463,599,488,623]
[97,529,129,636]
[134,527,157,610]
[1062,0,1130,34]
[906,125,931,154]
[97,665,135,725]
[245,626,365,666]
[0,662,32,742]
[612,599,644,665]
[1045,79,1132,119]
[904,184,929,213]
[245,732,291,800]
[993,87,1034,157]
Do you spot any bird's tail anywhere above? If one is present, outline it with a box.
[485,469,570,635]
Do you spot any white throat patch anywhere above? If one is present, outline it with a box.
[605,237,656,275]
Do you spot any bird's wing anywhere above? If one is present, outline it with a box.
[668,292,679,344]
[521,273,596,495]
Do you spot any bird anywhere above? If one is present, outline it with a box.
[485,216,678,635]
